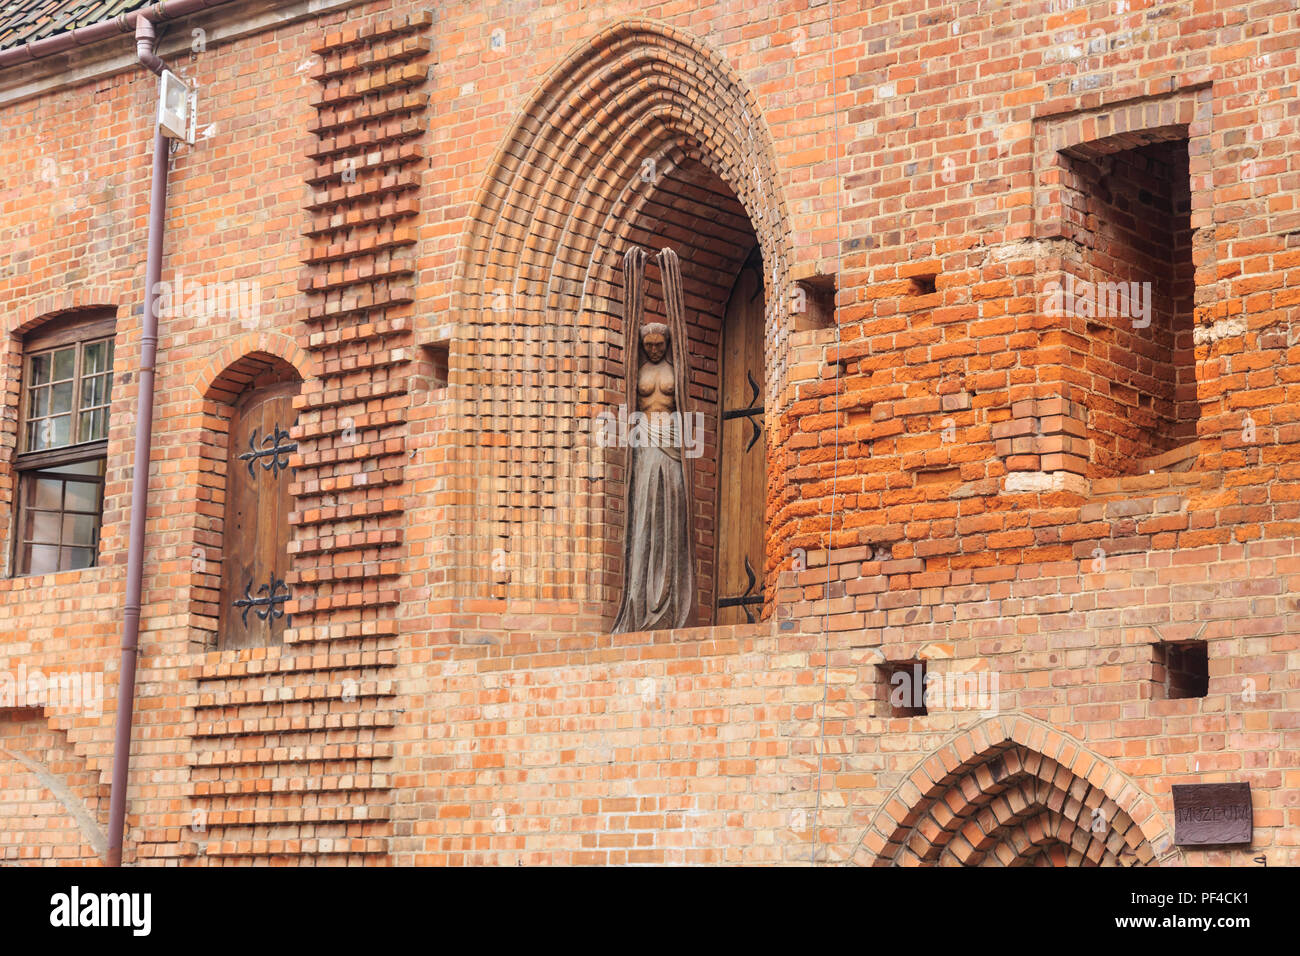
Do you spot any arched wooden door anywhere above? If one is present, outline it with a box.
[715,248,766,624]
[217,381,299,648]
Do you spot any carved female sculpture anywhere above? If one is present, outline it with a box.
[611,246,695,633]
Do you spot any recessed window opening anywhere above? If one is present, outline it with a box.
[417,342,450,391]
[1059,136,1198,476]
[12,312,116,576]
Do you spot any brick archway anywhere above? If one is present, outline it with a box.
[852,716,1180,867]
[447,19,793,628]
[193,334,311,402]
[182,348,306,646]
[453,19,790,321]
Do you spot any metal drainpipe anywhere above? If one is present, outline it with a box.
[0,0,246,871]
[0,0,244,869]
[3,0,249,870]
[104,13,172,869]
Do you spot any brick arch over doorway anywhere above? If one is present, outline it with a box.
[851,716,1180,867]
[183,350,304,646]
[448,19,793,630]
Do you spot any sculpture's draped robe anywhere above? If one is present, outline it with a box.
[612,413,694,632]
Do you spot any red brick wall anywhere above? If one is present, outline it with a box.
[400,536,1294,865]
[0,709,106,864]
[0,0,1296,866]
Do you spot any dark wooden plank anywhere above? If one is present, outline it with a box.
[217,382,298,648]
[715,261,766,625]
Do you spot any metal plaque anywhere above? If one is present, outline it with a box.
[1171,783,1252,846]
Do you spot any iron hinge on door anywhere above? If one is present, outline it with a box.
[717,557,764,623]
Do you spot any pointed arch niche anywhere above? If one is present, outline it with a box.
[445,19,794,631]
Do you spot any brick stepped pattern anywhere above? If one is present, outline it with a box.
[179,12,433,866]
[292,12,431,649]
[181,650,397,863]
[0,709,107,864]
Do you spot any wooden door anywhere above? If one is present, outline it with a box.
[217,382,298,648]
[715,252,766,624]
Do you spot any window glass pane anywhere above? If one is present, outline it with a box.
[63,547,96,571]
[51,346,75,381]
[50,380,74,414]
[82,340,107,375]
[47,458,106,477]
[25,509,62,543]
[80,376,99,408]
[29,352,51,385]
[26,544,60,576]
[51,414,72,448]
[30,477,62,510]
[78,407,106,443]
[64,479,101,513]
[29,385,49,418]
[63,513,97,547]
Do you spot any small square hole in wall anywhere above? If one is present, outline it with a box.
[908,274,937,296]
[792,275,836,332]
[878,659,928,717]
[1153,641,1208,699]
[416,342,449,391]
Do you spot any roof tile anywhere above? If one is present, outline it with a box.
[0,0,153,52]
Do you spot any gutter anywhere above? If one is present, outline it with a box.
[0,1,370,111]
[0,1,232,70]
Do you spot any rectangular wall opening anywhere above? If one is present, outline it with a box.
[416,342,450,392]
[1153,640,1208,700]
[878,660,928,718]
[1059,136,1199,477]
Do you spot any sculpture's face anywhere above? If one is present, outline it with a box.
[642,330,667,363]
